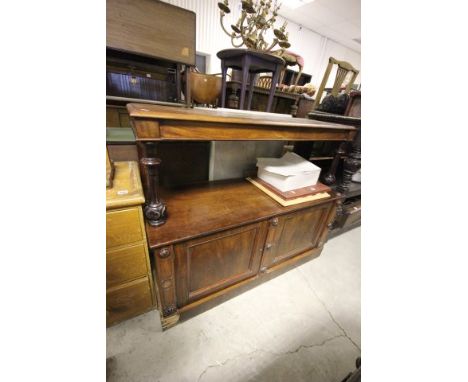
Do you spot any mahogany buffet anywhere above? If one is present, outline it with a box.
[128,104,356,329]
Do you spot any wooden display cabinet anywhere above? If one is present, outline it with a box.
[127,104,356,329]
[147,180,338,329]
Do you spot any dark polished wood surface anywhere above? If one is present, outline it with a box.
[146,179,339,249]
[259,204,330,270]
[152,196,337,326]
[125,104,351,328]
[174,221,268,306]
[128,103,356,142]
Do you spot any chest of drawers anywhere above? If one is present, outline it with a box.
[106,161,156,326]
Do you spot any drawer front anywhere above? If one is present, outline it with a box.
[173,221,268,306]
[106,277,153,326]
[107,243,149,288]
[106,207,144,248]
[261,204,331,269]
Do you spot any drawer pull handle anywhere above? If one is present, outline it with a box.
[270,218,279,226]
[265,243,272,250]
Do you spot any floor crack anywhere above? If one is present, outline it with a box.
[196,349,262,382]
[277,334,345,355]
[196,335,345,382]
[297,268,361,352]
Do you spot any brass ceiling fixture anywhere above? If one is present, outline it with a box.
[218,0,291,53]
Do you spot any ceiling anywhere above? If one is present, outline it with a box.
[278,0,361,52]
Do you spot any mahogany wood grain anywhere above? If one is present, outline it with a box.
[178,245,324,316]
[173,221,268,306]
[123,103,352,329]
[260,204,331,270]
[153,246,178,317]
[146,179,340,249]
[155,120,353,141]
[129,104,355,141]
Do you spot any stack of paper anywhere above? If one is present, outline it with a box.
[256,152,321,192]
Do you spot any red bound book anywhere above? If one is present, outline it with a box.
[254,177,331,200]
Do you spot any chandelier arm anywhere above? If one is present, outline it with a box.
[219,13,232,36]
[265,38,279,52]
[231,35,244,48]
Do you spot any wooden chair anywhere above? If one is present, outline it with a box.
[312,57,359,110]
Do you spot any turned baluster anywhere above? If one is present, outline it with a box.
[140,157,167,226]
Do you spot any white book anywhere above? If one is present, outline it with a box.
[256,152,321,192]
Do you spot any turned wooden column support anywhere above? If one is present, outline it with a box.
[153,246,179,330]
[323,142,347,185]
[140,157,167,227]
[337,146,361,194]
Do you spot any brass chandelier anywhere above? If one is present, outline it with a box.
[218,0,291,53]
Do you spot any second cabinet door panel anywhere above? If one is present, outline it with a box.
[174,222,267,306]
[262,204,331,269]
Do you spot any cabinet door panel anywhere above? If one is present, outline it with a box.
[174,222,267,306]
[262,204,331,269]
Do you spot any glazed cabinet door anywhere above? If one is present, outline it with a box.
[260,204,332,270]
[173,221,268,306]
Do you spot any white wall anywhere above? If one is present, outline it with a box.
[161,0,361,87]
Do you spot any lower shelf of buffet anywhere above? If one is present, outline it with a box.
[147,179,339,249]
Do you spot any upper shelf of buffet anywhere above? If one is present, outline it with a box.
[127,104,357,142]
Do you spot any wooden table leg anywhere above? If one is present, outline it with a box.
[266,65,281,112]
[239,56,250,110]
[220,62,227,108]
[247,73,257,110]
[139,142,167,226]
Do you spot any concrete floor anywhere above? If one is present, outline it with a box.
[107,227,361,382]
